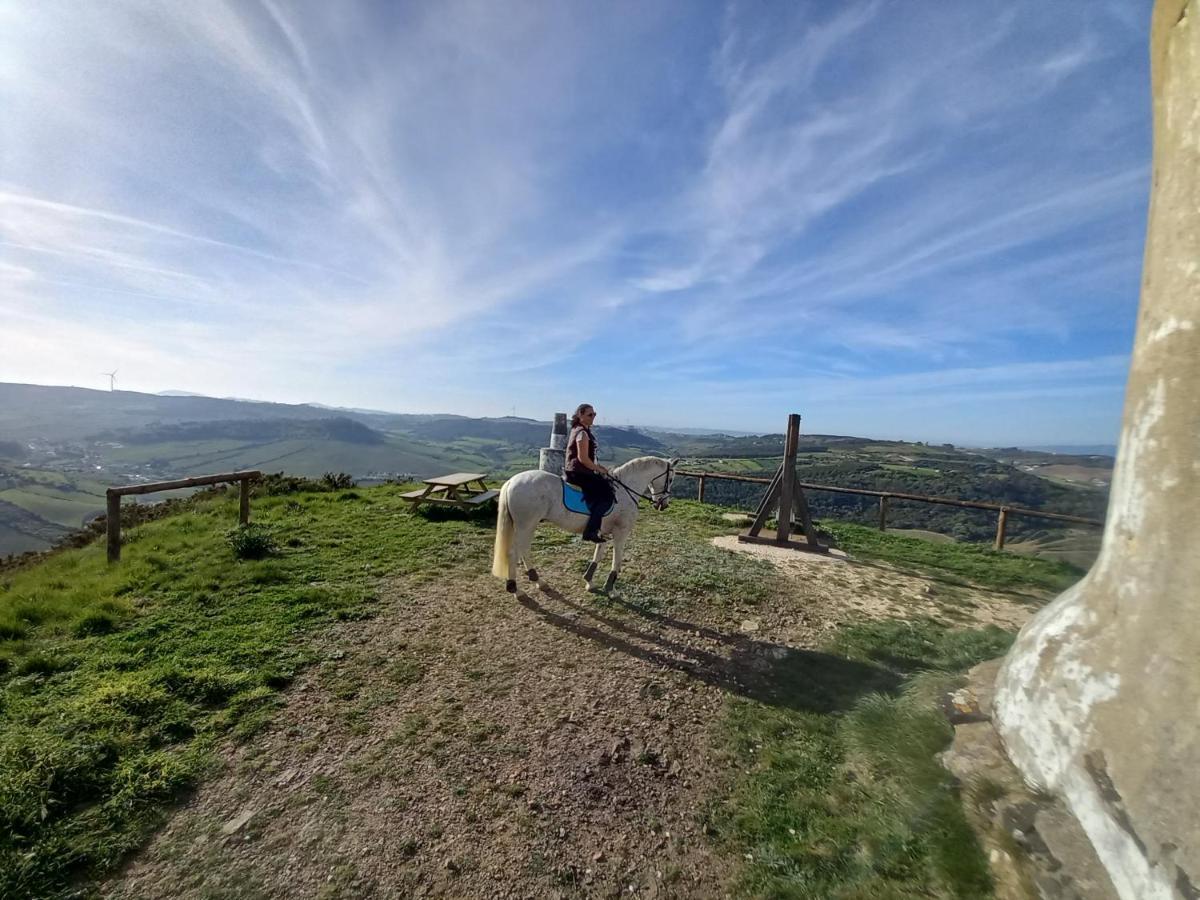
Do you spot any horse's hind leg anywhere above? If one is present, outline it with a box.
[507,523,537,594]
[504,525,523,594]
[584,540,606,593]
[521,551,539,583]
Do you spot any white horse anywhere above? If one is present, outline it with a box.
[491,456,677,594]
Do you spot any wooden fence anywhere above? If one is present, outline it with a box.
[679,469,1104,551]
[106,470,261,562]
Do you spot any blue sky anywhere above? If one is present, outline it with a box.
[1,1,1152,444]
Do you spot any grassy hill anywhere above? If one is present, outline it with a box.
[0,384,348,444]
[0,385,672,557]
[0,482,1079,897]
[0,383,1110,566]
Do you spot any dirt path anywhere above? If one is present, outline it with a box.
[104,537,1043,899]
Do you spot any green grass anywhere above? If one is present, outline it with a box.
[712,619,1014,899]
[0,488,105,528]
[0,492,1047,897]
[0,483,494,898]
[820,521,1084,593]
[881,463,940,477]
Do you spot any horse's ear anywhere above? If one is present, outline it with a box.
[669,457,680,467]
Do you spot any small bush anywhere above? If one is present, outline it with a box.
[225,524,279,560]
[321,472,356,490]
[258,472,326,495]
[73,611,118,637]
[16,654,77,676]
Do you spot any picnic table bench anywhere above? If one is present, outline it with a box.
[400,472,499,511]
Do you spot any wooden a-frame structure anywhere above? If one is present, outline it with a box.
[738,413,827,553]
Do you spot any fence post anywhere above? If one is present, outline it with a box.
[776,414,800,543]
[106,490,121,563]
[698,474,707,503]
[878,495,890,531]
[995,507,1009,550]
[239,478,251,524]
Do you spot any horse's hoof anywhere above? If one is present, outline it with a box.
[604,573,618,592]
[526,568,539,582]
[586,583,600,594]
[505,580,517,594]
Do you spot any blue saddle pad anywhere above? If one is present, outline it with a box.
[562,480,614,518]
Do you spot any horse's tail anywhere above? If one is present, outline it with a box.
[491,482,514,579]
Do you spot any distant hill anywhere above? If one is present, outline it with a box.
[0,384,671,557]
[0,384,662,453]
[390,415,662,452]
[100,417,386,446]
[989,445,1117,460]
[0,382,1110,564]
[0,383,343,443]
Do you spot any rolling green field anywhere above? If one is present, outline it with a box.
[103,436,461,479]
[0,488,106,529]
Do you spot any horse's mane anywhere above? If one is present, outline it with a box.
[613,456,669,476]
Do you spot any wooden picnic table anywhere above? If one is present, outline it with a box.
[399,472,499,510]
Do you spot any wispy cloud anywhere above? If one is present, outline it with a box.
[0,0,1151,442]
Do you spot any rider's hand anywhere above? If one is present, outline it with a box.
[597,465,609,475]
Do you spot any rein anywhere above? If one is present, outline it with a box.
[605,461,674,511]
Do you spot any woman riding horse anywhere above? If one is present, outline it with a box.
[564,403,616,543]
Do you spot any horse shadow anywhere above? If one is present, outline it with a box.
[514,580,898,715]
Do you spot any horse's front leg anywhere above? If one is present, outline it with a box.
[604,532,627,593]
[584,539,606,593]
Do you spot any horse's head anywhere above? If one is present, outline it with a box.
[650,458,678,511]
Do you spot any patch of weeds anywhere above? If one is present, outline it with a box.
[467,719,504,744]
[821,520,1083,594]
[636,748,660,766]
[310,774,337,796]
[967,775,1010,816]
[389,713,429,747]
[225,524,279,560]
[714,618,1008,899]
[387,658,425,685]
[554,865,583,888]
[832,617,1014,675]
[72,610,120,636]
[16,653,78,677]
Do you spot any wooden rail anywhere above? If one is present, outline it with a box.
[106,470,261,562]
[677,468,1104,551]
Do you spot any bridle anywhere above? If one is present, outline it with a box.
[606,459,675,511]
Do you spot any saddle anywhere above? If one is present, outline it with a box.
[561,479,614,518]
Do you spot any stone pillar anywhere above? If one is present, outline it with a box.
[538,412,569,475]
[993,3,1199,898]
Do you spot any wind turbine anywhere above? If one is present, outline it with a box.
[101,370,117,392]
